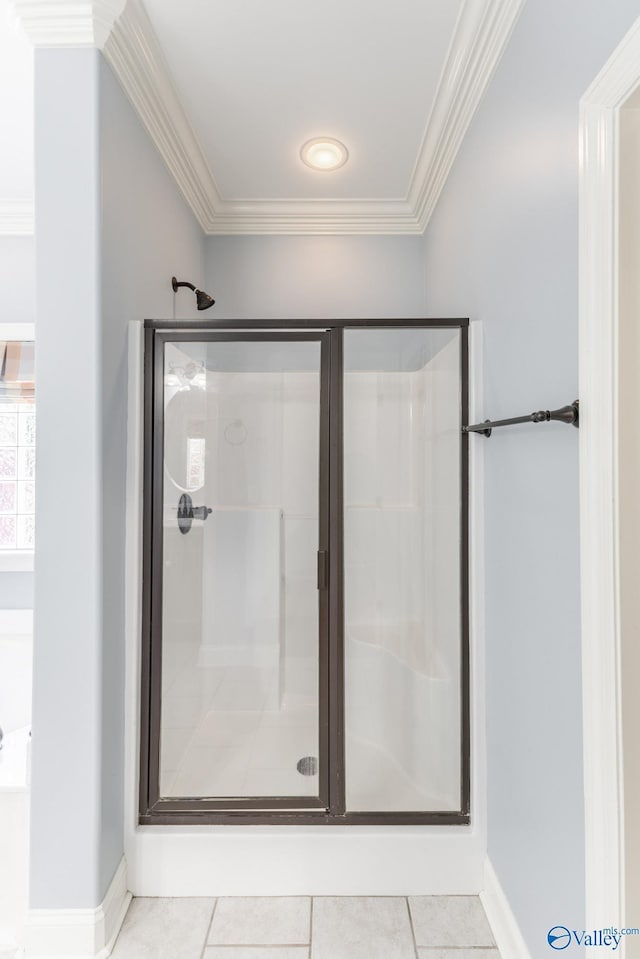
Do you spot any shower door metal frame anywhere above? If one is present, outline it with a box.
[140,329,331,819]
[139,318,470,827]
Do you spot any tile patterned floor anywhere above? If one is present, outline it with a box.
[110,896,501,959]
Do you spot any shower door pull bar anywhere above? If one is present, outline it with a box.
[317,550,328,591]
[463,399,579,437]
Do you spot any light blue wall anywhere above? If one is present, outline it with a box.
[0,236,35,609]
[98,53,205,898]
[205,234,428,319]
[421,2,640,955]
[31,48,104,909]
[30,47,205,909]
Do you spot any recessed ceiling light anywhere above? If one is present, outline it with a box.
[300,137,349,172]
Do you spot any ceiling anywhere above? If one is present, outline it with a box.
[0,0,523,236]
[142,0,462,203]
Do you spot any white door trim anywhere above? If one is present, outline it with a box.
[579,13,640,932]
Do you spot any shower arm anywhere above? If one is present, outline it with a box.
[463,400,579,438]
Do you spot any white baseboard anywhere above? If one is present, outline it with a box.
[480,857,532,959]
[24,857,131,959]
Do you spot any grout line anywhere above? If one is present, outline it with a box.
[417,953,500,956]
[198,897,219,959]
[309,895,314,957]
[406,896,420,959]
[199,951,311,957]
[201,949,312,952]
[196,943,310,948]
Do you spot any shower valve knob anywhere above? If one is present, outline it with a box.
[192,505,212,521]
[177,493,212,534]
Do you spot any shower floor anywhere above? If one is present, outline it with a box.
[160,655,452,810]
[161,703,318,798]
[160,654,319,798]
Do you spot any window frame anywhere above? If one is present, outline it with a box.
[0,322,35,571]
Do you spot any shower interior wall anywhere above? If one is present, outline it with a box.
[344,333,461,811]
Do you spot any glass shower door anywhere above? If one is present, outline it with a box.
[141,319,470,825]
[150,333,329,810]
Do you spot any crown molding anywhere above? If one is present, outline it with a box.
[35,0,523,234]
[103,0,420,235]
[0,199,34,236]
[202,198,423,236]
[103,0,221,232]
[410,0,525,231]
[10,0,126,48]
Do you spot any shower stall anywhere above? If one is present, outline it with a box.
[140,319,468,824]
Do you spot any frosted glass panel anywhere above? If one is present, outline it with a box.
[344,328,462,812]
[159,339,322,800]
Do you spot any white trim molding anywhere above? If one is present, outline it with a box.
[0,199,35,236]
[0,323,34,341]
[10,0,126,48]
[480,858,532,959]
[24,857,131,959]
[101,0,522,235]
[103,0,221,234]
[579,12,640,936]
[12,0,522,234]
[0,551,34,572]
[0,609,33,634]
[468,320,487,856]
[410,0,524,231]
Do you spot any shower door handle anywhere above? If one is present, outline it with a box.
[177,493,212,535]
[317,550,328,590]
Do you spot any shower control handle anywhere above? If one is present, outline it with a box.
[177,493,212,535]
[192,505,212,522]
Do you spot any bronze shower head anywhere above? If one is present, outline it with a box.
[171,276,216,311]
